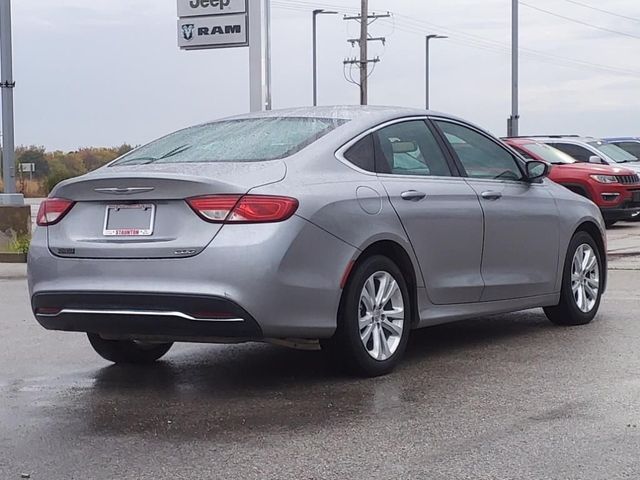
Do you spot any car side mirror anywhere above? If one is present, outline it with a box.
[526,160,550,182]
[589,155,602,164]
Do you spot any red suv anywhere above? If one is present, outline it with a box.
[504,138,640,227]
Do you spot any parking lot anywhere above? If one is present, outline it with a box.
[0,222,638,479]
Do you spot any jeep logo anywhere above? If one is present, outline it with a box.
[189,0,231,10]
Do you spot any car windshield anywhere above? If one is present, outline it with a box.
[589,141,638,163]
[111,117,348,166]
[523,143,576,164]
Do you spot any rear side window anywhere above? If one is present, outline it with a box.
[343,135,375,172]
[374,120,451,177]
[549,143,592,163]
[111,117,348,166]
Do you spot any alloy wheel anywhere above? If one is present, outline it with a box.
[571,244,600,313]
[358,271,405,361]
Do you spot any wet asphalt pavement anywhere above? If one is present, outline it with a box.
[1,269,640,480]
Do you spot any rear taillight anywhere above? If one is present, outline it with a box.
[36,198,75,226]
[187,195,298,224]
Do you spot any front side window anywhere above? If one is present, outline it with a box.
[549,143,593,163]
[436,121,523,180]
[111,117,348,166]
[374,120,451,177]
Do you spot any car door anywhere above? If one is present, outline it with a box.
[433,119,560,302]
[374,118,485,305]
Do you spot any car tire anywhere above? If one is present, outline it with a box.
[87,334,173,364]
[321,255,412,377]
[544,231,603,326]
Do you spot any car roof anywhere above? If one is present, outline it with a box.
[502,137,542,145]
[604,137,640,142]
[212,106,498,148]
[527,136,604,144]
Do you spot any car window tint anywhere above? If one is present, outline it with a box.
[549,143,592,163]
[614,142,640,159]
[436,121,523,180]
[343,135,375,172]
[374,121,451,177]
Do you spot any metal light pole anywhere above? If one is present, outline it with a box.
[508,0,519,136]
[249,0,272,112]
[0,0,18,199]
[425,34,447,110]
[312,9,337,107]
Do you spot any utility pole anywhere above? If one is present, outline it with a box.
[508,0,519,136]
[343,3,390,105]
[425,34,447,110]
[358,0,368,105]
[312,9,338,107]
[0,0,19,201]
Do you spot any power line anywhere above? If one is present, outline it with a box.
[562,0,640,23]
[272,0,640,77]
[520,2,640,40]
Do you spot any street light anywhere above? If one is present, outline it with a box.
[313,9,338,106]
[425,34,447,110]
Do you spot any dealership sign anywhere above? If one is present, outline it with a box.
[178,0,247,17]
[177,0,248,50]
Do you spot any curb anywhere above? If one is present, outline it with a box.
[0,252,27,264]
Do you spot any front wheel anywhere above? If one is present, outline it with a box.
[544,231,603,326]
[321,255,411,377]
[87,334,173,364]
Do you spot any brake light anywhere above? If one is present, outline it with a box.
[187,195,298,224]
[36,198,75,226]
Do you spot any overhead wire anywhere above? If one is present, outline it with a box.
[519,1,640,40]
[272,0,640,78]
[561,0,640,23]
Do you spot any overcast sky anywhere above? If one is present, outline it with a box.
[12,0,640,151]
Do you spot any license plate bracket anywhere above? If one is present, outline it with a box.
[103,204,155,237]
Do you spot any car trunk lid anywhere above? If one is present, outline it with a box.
[46,161,286,259]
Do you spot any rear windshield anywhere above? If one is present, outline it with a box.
[111,117,348,166]
[588,141,638,163]
[523,143,576,164]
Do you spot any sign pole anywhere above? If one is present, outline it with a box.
[0,0,20,201]
[249,0,271,112]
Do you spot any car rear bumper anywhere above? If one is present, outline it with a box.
[28,215,358,340]
[32,291,263,340]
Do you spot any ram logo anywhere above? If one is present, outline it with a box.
[181,24,195,41]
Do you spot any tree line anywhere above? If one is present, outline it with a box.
[11,144,134,196]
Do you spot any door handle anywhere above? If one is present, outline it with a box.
[401,190,427,201]
[481,191,502,200]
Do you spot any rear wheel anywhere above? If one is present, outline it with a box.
[544,231,603,326]
[322,255,411,377]
[87,334,173,364]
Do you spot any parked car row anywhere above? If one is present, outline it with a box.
[502,136,640,227]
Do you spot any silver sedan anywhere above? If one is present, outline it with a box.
[28,107,607,376]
